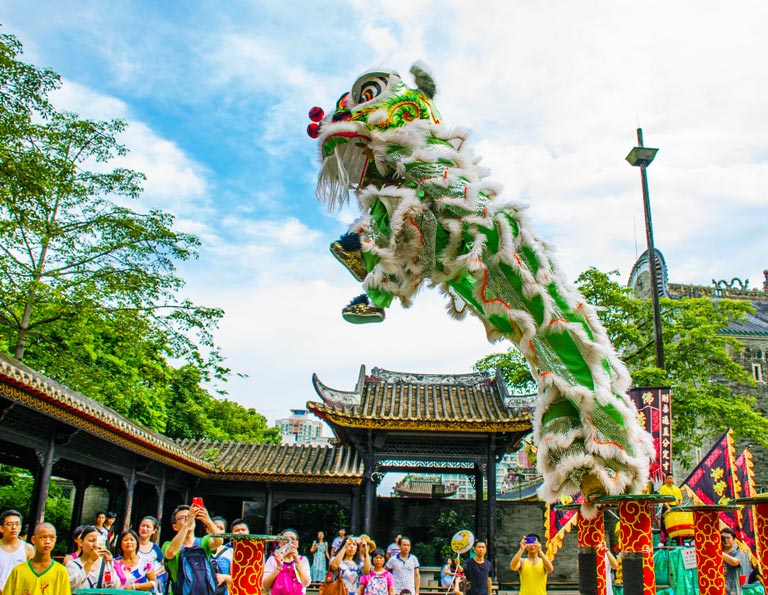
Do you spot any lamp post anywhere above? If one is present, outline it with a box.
[626,129,664,370]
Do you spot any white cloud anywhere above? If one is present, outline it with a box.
[12,0,768,429]
[190,275,495,423]
[51,80,211,218]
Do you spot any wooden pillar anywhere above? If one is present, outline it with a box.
[473,464,484,538]
[122,463,137,532]
[350,485,361,534]
[264,485,273,535]
[29,430,56,524]
[155,468,166,542]
[69,475,89,536]
[486,436,497,566]
[362,444,375,535]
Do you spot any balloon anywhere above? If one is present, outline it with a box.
[450,530,475,554]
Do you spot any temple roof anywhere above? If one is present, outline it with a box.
[0,352,211,474]
[719,299,768,337]
[177,440,363,484]
[308,365,533,435]
[0,352,362,484]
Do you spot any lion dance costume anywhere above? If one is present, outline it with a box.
[307,63,654,503]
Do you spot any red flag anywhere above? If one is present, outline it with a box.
[628,387,672,482]
[682,429,741,534]
[545,494,583,560]
[735,448,757,548]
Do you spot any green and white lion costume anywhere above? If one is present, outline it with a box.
[308,63,654,503]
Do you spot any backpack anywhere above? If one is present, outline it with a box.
[209,547,230,595]
[170,545,217,595]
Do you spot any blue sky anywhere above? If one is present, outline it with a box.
[3,0,768,428]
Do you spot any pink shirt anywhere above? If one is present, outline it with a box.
[359,570,393,595]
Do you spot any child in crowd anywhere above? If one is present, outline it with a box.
[359,549,394,595]
[4,522,71,594]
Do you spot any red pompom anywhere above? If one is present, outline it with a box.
[307,122,320,139]
[308,107,324,122]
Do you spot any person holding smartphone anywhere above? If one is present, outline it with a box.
[509,535,553,595]
[162,502,223,595]
[262,528,311,595]
[66,525,121,590]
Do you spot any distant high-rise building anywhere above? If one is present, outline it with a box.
[275,409,324,444]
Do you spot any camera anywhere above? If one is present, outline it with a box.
[524,536,536,545]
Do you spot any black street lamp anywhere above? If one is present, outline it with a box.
[626,129,664,370]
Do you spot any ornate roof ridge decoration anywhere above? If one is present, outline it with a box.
[667,282,768,301]
[0,352,212,474]
[312,365,364,406]
[176,439,363,484]
[368,366,496,386]
[308,363,532,434]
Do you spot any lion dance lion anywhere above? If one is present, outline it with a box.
[306,63,654,504]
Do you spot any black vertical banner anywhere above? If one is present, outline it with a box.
[628,387,672,482]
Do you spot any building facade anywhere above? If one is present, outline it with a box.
[275,408,325,444]
[629,252,768,489]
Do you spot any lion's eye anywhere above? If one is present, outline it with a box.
[355,75,390,104]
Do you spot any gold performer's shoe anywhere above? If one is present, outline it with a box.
[330,241,368,282]
[342,302,385,324]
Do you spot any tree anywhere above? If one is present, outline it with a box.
[165,365,280,443]
[0,465,71,554]
[475,267,767,462]
[0,33,276,442]
[474,348,536,394]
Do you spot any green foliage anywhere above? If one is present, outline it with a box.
[411,541,437,566]
[0,33,275,442]
[0,465,72,554]
[165,365,280,443]
[474,349,536,394]
[433,509,463,560]
[475,267,766,463]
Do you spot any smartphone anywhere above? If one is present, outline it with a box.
[276,543,293,557]
[191,497,204,508]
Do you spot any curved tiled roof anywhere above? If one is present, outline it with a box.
[0,352,212,474]
[0,352,362,484]
[177,440,363,483]
[719,300,768,337]
[309,365,533,432]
